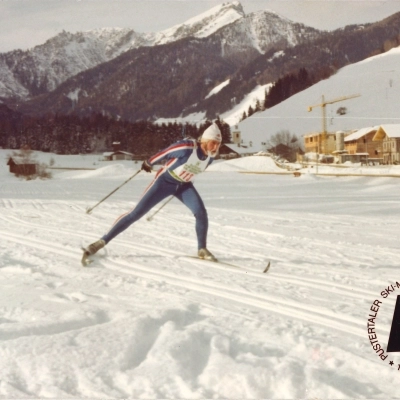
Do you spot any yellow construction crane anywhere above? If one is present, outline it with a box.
[308,93,361,154]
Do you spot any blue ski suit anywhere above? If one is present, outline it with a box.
[101,139,214,249]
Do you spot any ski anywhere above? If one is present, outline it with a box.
[81,247,93,267]
[183,255,270,273]
[80,250,271,273]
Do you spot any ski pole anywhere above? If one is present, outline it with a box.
[86,169,141,214]
[146,196,174,221]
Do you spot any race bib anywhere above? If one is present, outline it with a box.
[170,145,210,182]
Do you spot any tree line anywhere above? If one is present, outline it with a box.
[241,67,315,121]
[0,105,231,156]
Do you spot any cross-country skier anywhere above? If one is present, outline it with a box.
[83,123,222,264]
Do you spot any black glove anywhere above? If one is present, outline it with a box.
[141,160,152,173]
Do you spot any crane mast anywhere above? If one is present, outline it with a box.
[308,93,361,155]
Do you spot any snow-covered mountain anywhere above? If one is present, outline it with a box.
[149,1,245,44]
[0,1,320,101]
[0,28,143,98]
[236,45,400,150]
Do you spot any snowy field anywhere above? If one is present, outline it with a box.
[1,150,400,398]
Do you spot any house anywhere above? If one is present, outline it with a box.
[303,132,337,155]
[7,157,37,176]
[372,124,400,164]
[218,143,256,159]
[343,126,381,163]
[103,151,134,161]
[103,142,133,161]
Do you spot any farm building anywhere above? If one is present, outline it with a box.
[7,157,37,176]
[218,143,256,159]
[103,142,133,161]
[103,151,134,161]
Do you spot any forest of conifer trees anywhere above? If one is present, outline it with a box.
[0,105,231,157]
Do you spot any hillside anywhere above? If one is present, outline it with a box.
[183,11,400,122]
[237,45,400,148]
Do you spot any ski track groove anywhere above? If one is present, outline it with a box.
[0,227,369,339]
[0,310,111,341]
[0,213,376,300]
[100,256,366,339]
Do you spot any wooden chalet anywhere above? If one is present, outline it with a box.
[372,124,400,164]
[7,157,37,176]
[218,143,255,159]
[103,142,133,161]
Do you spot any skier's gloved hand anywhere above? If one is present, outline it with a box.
[141,160,152,173]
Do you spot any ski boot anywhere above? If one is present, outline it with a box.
[81,239,106,266]
[198,248,218,262]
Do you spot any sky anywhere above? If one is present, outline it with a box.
[1,0,400,53]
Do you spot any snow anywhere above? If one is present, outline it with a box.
[155,111,207,127]
[205,79,230,100]
[156,82,271,128]
[221,83,273,127]
[268,50,285,62]
[152,2,244,45]
[208,155,284,173]
[1,148,400,398]
[344,126,379,142]
[379,124,400,138]
[66,88,81,102]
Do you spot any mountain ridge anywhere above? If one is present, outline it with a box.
[0,2,322,103]
[2,3,400,127]
[0,1,249,100]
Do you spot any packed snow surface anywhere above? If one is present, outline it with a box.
[1,150,400,398]
[208,155,284,172]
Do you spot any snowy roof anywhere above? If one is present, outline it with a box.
[344,126,378,142]
[380,124,400,138]
[7,156,37,165]
[223,143,257,154]
[103,151,133,156]
[373,124,400,140]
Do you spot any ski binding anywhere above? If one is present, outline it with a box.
[184,255,270,273]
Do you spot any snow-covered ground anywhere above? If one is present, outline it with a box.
[1,149,400,398]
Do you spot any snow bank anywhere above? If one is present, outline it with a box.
[59,164,136,180]
[209,155,285,172]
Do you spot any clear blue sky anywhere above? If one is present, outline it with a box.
[1,0,400,53]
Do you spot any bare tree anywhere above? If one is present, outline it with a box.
[268,130,301,162]
[268,130,298,148]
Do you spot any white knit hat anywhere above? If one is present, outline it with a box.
[202,123,222,142]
